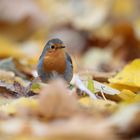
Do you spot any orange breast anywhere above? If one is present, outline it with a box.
[43,49,66,74]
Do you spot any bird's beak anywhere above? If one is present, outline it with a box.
[59,46,65,49]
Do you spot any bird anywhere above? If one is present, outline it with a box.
[37,38,73,83]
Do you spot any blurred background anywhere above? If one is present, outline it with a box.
[0,0,140,75]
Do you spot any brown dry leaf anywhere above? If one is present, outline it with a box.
[0,81,26,98]
[111,22,140,69]
[38,79,79,119]
[0,59,38,99]
[0,71,36,99]
[0,65,30,98]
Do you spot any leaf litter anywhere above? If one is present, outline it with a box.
[0,0,140,139]
[0,41,140,140]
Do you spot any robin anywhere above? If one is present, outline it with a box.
[37,38,73,83]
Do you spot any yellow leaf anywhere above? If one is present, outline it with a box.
[117,89,136,101]
[109,59,140,88]
[0,98,38,115]
[133,94,140,103]
[113,0,134,17]
[79,97,117,111]
[79,97,94,107]
[0,36,25,59]
[109,83,140,92]
[0,36,40,65]
[14,98,38,108]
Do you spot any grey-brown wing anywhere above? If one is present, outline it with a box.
[66,53,73,69]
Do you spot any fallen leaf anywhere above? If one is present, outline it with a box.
[71,74,97,99]
[79,97,117,113]
[0,80,27,98]
[109,59,140,89]
[38,79,79,120]
[0,58,26,78]
[109,83,140,92]
[87,76,95,93]
[0,79,36,99]
[94,80,120,95]
[111,21,140,69]
[0,117,117,140]
[117,89,136,102]
[80,71,115,83]
[132,94,140,103]
[0,97,38,116]
[0,36,24,59]
[0,70,15,83]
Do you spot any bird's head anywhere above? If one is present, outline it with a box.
[46,38,65,53]
[39,38,66,60]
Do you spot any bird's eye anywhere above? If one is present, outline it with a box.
[51,45,55,49]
